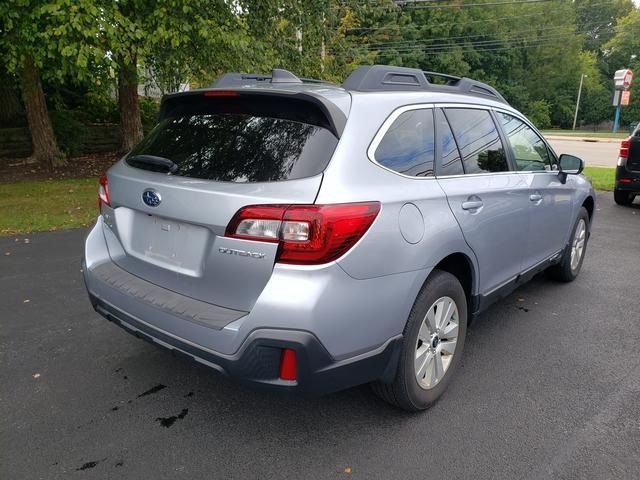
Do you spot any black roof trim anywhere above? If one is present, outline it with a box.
[212,68,332,88]
[342,65,508,104]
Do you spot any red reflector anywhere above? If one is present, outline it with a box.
[619,178,632,183]
[203,90,239,97]
[279,349,297,381]
[98,173,110,208]
[620,138,631,159]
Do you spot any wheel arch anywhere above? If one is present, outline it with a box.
[582,195,595,222]
[431,252,477,321]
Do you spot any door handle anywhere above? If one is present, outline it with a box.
[529,193,543,203]
[461,200,484,211]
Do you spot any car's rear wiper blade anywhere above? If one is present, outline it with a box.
[127,154,178,174]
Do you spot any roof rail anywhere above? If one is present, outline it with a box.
[212,68,331,88]
[342,65,508,104]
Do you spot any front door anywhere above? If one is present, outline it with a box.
[495,112,572,268]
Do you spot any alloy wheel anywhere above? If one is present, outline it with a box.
[414,296,459,390]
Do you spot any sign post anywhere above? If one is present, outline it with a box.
[613,69,633,133]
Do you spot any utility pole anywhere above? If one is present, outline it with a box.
[572,73,586,131]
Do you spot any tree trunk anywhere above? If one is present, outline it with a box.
[18,56,65,167]
[118,58,143,152]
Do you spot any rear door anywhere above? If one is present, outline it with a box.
[495,111,572,268]
[435,107,530,294]
[102,91,344,312]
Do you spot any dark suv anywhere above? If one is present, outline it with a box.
[614,123,640,206]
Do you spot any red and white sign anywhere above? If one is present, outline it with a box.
[614,69,633,89]
[621,90,631,106]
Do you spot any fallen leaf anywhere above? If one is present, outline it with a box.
[33,373,40,379]
[344,467,352,474]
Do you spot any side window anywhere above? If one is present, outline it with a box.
[444,108,509,174]
[435,109,464,176]
[497,112,552,171]
[374,108,435,177]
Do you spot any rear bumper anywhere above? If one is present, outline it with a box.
[88,292,401,395]
[82,217,421,395]
[615,165,640,192]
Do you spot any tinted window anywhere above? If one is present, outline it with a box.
[445,108,508,174]
[435,109,464,176]
[374,109,435,177]
[127,114,338,183]
[497,112,552,171]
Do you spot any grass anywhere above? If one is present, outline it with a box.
[541,129,628,139]
[583,166,615,191]
[0,178,98,236]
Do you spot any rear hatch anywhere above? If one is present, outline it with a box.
[101,89,347,312]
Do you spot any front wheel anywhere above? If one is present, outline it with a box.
[371,270,467,412]
[546,207,589,282]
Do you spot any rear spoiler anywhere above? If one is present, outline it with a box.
[159,89,347,139]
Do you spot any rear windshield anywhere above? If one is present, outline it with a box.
[127,104,339,183]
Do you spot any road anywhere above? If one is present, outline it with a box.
[547,137,619,168]
[2,192,640,479]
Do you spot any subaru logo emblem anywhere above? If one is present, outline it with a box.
[142,189,161,207]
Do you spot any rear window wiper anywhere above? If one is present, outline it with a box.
[127,154,178,174]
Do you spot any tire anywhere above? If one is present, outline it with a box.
[546,207,589,282]
[371,270,467,412]
[614,189,633,206]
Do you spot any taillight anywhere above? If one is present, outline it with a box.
[98,173,110,208]
[225,202,381,265]
[620,137,631,159]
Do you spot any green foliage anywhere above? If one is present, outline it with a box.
[50,110,88,157]
[0,0,106,82]
[139,98,160,133]
[525,100,552,130]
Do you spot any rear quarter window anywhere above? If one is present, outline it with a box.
[373,108,435,177]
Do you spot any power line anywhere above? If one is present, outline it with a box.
[402,0,553,9]
[327,19,629,55]
[355,24,580,49]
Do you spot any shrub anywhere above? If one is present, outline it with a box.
[50,110,89,157]
[140,97,160,133]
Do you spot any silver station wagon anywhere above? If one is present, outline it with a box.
[83,65,595,411]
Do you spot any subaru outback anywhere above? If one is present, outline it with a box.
[83,66,595,411]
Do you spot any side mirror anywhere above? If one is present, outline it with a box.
[558,154,584,183]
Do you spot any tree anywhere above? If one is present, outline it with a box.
[603,7,640,126]
[0,0,104,167]
[99,0,249,151]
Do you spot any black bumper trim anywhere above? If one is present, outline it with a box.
[90,293,402,396]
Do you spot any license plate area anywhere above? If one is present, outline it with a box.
[116,209,210,277]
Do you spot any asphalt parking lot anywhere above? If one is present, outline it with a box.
[1,192,639,480]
